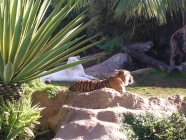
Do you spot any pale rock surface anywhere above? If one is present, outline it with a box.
[131,67,154,75]
[45,88,186,140]
[50,105,128,140]
[85,53,131,78]
[32,90,70,130]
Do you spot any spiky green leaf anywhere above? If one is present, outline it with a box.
[3,62,14,85]
[0,51,4,78]
[5,113,17,139]
[5,126,25,140]
[0,0,101,85]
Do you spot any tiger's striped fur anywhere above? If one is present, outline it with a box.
[68,69,134,94]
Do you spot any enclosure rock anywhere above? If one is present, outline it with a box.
[49,105,128,140]
[120,41,153,52]
[32,90,71,130]
[85,53,131,78]
[47,88,186,140]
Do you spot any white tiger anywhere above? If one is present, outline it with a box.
[40,56,98,83]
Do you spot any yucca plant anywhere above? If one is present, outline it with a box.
[0,0,101,101]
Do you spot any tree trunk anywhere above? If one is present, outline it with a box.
[0,81,24,103]
[124,47,180,74]
[184,11,186,25]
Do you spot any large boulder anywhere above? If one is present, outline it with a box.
[46,88,186,140]
[85,53,131,78]
[49,105,128,140]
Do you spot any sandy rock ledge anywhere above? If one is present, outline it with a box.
[32,88,186,140]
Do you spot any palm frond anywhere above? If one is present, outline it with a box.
[113,0,185,24]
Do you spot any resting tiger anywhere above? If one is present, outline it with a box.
[40,56,98,83]
[69,69,134,94]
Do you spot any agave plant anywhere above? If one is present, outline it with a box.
[0,0,101,101]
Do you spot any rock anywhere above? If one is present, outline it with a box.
[121,41,153,52]
[49,105,128,140]
[32,90,72,130]
[131,68,154,75]
[85,53,131,78]
[177,62,186,72]
[46,88,186,140]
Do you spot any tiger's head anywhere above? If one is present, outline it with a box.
[67,56,80,64]
[114,69,134,86]
[67,56,81,69]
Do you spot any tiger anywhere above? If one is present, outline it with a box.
[68,69,134,94]
[40,56,98,83]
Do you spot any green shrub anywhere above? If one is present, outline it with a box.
[154,113,186,139]
[0,95,43,140]
[24,79,60,100]
[91,36,123,56]
[120,113,186,140]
